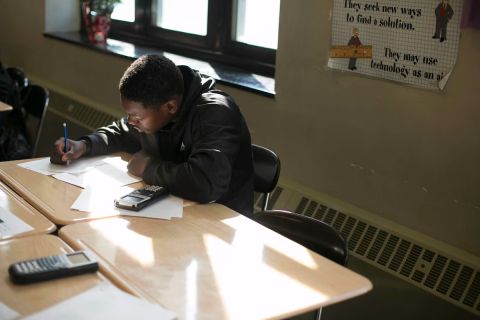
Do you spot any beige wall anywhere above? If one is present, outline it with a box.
[0,1,479,257]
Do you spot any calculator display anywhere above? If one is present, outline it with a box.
[121,195,145,203]
[114,185,168,211]
[67,252,89,264]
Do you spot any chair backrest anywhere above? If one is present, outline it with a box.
[253,210,348,266]
[252,144,281,211]
[22,84,49,157]
[6,67,29,91]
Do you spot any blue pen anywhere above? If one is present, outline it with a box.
[63,123,70,165]
[63,122,68,153]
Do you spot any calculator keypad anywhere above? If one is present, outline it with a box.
[145,185,162,192]
[16,256,67,274]
[134,185,163,197]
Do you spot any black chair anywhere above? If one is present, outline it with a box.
[252,145,348,319]
[252,144,281,211]
[6,67,29,91]
[252,145,348,263]
[253,210,348,265]
[253,210,348,320]
[21,84,49,157]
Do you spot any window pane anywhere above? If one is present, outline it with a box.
[112,0,135,22]
[233,0,280,49]
[154,0,208,36]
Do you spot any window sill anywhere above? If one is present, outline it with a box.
[44,31,275,97]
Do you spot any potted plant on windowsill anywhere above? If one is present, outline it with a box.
[81,0,122,44]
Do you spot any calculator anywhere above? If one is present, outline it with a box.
[114,185,168,211]
[8,251,99,284]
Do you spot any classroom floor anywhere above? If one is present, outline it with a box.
[322,256,478,320]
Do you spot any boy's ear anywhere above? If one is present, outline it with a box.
[165,99,179,115]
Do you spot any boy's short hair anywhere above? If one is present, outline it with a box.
[119,55,184,109]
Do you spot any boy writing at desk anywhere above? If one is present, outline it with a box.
[50,55,254,216]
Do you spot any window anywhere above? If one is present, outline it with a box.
[232,0,280,49]
[109,0,280,76]
[153,0,209,36]
[111,0,135,22]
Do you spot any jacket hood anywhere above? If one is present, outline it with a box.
[161,66,215,130]
[178,65,216,110]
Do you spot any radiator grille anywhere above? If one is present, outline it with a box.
[265,185,480,316]
[49,91,117,130]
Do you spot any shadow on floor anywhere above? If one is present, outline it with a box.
[322,256,478,320]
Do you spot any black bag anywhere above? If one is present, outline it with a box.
[0,63,21,110]
[0,109,32,160]
[0,62,32,160]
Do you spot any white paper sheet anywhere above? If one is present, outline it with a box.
[0,207,33,238]
[0,302,19,320]
[71,186,183,220]
[52,157,141,188]
[18,156,108,175]
[120,195,183,219]
[24,282,177,320]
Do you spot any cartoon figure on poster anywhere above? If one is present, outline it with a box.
[348,27,362,70]
[432,0,454,43]
[328,27,372,72]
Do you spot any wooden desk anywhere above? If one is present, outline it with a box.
[59,204,372,320]
[0,101,13,112]
[0,158,194,226]
[0,234,108,317]
[0,180,56,241]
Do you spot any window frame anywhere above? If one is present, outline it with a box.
[108,0,276,76]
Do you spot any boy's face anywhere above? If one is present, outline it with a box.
[122,98,177,134]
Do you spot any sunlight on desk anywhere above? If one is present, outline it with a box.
[203,233,328,319]
[185,260,198,320]
[222,215,318,269]
[91,218,155,267]
[58,204,373,319]
[0,190,8,204]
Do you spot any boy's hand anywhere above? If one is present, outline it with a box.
[50,138,87,164]
[127,150,151,177]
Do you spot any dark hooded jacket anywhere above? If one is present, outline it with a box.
[83,66,254,216]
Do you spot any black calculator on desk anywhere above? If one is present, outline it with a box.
[9,251,99,284]
[114,185,168,211]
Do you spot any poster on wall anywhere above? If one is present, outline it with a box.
[328,0,464,90]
